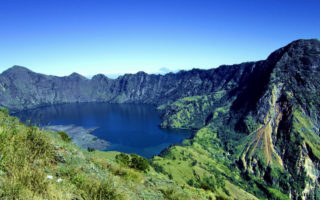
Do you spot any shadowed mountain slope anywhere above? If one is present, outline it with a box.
[159,39,320,199]
[0,62,257,112]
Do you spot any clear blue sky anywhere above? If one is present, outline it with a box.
[0,0,319,77]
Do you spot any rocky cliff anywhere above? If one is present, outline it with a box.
[0,62,257,112]
[158,39,320,199]
[235,39,320,199]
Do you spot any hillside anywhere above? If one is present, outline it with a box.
[159,39,320,199]
[0,39,319,199]
[0,107,258,200]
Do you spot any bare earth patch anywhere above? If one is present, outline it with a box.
[45,125,109,150]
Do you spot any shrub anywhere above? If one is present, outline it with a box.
[73,175,123,200]
[191,160,197,166]
[87,147,96,152]
[115,153,149,172]
[152,163,164,173]
[187,179,194,186]
[0,108,124,199]
[129,154,149,172]
[160,188,189,200]
[199,176,216,192]
[57,131,72,143]
[115,153,130,166]
[0,106,8,116]
[0,122,55,199]
[216,195,230,200]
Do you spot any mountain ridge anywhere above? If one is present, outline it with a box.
[0,61,258,112]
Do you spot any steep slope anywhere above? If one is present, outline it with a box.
[159,39,320,199]
[234,39,320,199]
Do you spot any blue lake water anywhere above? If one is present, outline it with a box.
[14,103,192,158]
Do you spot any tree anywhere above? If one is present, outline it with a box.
[129,154,149,172]
[115,153,130,166]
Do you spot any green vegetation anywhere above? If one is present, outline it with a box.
[1,39,320,199]
[1,62,320,199]
[129,154,149,172]
[0,109,243,200]
[57,131,72,143]
[0,39,319,199]
[43,82,314,200]
[0,118,55,199]
[156,91,298,199]
[115,152,130,165]
[158,91,229,130]
[0,107,8,116]
[116,153,149,172]
[159,187,189,200]
[152,125,262,199]
[87,147,96,152]
[0,110,123,200]
[292,109,320,158]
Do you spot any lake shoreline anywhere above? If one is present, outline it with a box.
[14,102,192,157]
[45,125,109,150]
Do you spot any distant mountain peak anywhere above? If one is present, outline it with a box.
[284,38,320,52]
[91,74,110,81]
[68,72,87,80]
[11,65,29,70]
[3,65,32,74]
[265,38,320,68]
[289,38,319,44]
[136,71,147,75]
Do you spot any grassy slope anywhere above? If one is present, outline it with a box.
[157,92,292,200]
[2,87,311,199]
[0,109,185,199]
[293,109,320,159]
[0,108,259,200]
[152,126,259,200]
[159,91,227,129]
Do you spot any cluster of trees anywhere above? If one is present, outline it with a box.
[115,153,149,172]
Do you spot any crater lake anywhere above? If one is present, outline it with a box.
[14,103,192,158]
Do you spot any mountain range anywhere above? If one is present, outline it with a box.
[0,39,319,199]
[0,57,258,112]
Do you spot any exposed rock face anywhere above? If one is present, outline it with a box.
[235,39,320,197]
[155,39,320,199]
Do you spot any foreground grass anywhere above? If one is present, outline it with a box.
[0,108,124,199]
[0,108,230,200]
[0,106,269,200]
